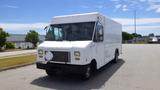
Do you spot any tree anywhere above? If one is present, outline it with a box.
[5,42,15,49]
[132,33,142,38]
[25,30,39,48]
[122,31,133,41]
[0,28,9,51]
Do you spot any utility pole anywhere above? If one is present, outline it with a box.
[134,10,137,43]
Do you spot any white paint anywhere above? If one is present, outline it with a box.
[52,12,99,24]
[39,41,92,49]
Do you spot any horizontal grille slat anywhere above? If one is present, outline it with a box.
[51,51,70,62]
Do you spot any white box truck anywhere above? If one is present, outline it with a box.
[36,12,122,79]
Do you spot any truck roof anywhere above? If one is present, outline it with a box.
[51,12,101,24]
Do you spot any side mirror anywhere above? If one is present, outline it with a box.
[44,26,48,31]
[44,26,50,35]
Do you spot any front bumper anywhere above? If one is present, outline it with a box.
[36,61,89,74]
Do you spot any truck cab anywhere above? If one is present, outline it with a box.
[36,12,122,79]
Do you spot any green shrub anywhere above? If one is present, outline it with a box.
[5,42,15,49]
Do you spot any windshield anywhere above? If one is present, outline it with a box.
[45,22,95,41]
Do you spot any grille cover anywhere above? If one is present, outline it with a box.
[51,51,70,62]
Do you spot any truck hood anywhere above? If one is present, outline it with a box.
[38,41,92,49]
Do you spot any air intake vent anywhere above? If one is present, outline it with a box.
[51,51,70,62]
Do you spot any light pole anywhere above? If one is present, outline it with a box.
[134,10,137,43]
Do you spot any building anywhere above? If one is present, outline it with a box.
[7,34,45,49]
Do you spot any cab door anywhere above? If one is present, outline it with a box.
[93,22,105,68]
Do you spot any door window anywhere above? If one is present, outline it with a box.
[94,22,104,42]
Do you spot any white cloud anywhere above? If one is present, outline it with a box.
[140,0,146,2]
[115,4,121,9]
[111,0,160,13]
[156,7,160,12]
[123,25,160,31]
[113,18,160,25]
[4,5,18,8]
[146,4,160,11]
[95,5,105,9]
[113,17,160,35]
[122,5,128,11]
[0,20,159,35]
[0,23,49,31]
[146,0,160,13]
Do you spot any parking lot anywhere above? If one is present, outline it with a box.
[0,44,160,90]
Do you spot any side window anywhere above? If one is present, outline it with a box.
[94,22,104,42]
[45,26,54,40]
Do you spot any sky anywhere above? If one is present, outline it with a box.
[0,0,160,36]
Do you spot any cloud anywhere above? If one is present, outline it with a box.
[115,4,121,9]
[112,0,133,12]
[144,0,160,13]
[96,5,105,9]
[111,0,160,13]
[122,5,128,11]
[146,3,160,11]
[4,5,18,9]
[140,0,146,2]
[0,23,49,31]
[156,8,160,12]
[0,20,159,35]
[113,18,160,25]
[113,17,160,35]
[123,25,160,31]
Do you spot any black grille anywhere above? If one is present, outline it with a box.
[51,51,70,62]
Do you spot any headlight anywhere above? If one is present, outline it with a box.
[74,51,80,57]
[38,49,43,58]
[74,51,80,60]
[45,51,53,61]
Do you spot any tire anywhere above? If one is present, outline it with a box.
[82,65,92,80]
[46,70,56,77]
[91,60,97,73]
[113,52,119,63]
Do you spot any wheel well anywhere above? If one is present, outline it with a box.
[91,59,97,71]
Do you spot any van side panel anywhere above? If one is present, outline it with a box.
[103,16,122,65]
[94,14,122,69]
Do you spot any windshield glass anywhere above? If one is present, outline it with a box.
[45,22,95,41]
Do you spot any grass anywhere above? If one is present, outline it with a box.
[0,54,36,70]
[134,41,147,44]
[4,49,23,52]
[0,48,35,52]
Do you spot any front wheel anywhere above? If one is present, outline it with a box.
[82,65,91,80]
[46,70,57,77]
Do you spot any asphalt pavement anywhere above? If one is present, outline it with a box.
[0,44,160,90]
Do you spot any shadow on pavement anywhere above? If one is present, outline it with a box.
[31,59,125,90]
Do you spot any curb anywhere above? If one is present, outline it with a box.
[0,53,36,59]
[0,62,35,72]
